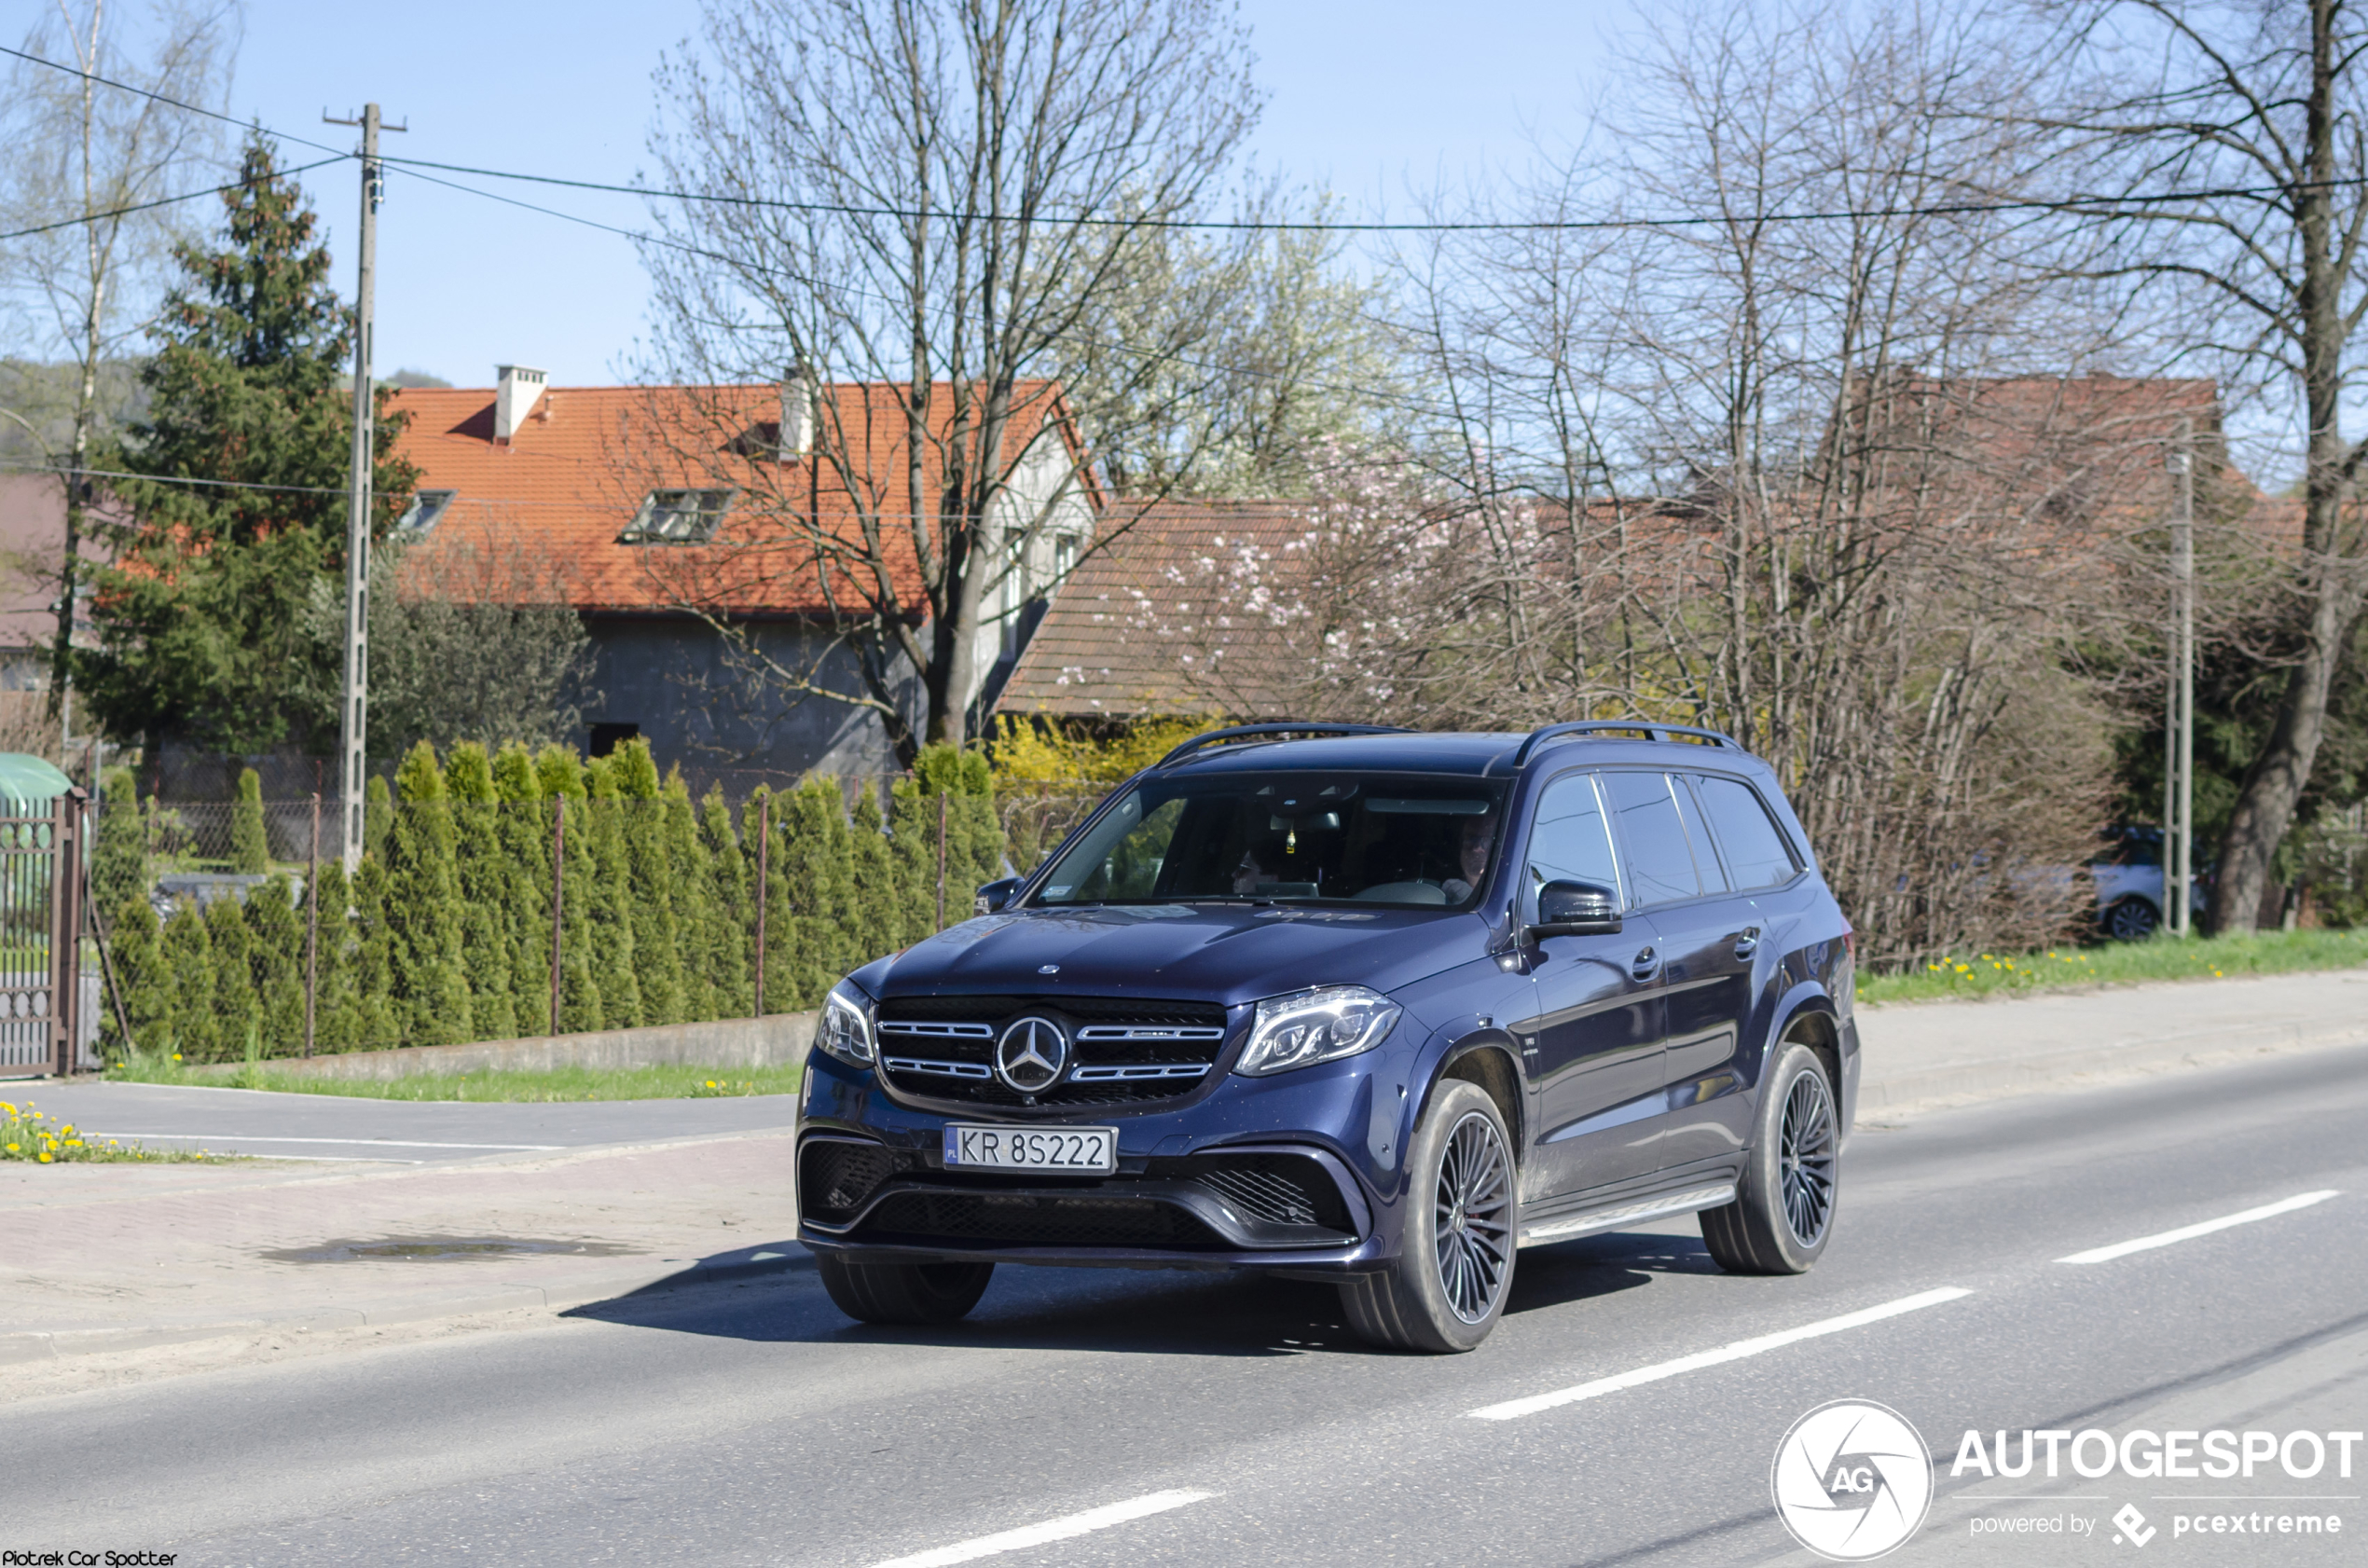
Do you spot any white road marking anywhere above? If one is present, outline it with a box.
[87,1134,563,1150]
[866,1489,1217,1568]
[1466,1286,1975,1422]
[2056,1190,2341,1265]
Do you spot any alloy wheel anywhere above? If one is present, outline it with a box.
[1778,1069,1837,1248]
[1433,1110,1513,1323]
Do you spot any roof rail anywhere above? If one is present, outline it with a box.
[1511,720,1741,768]
[1156,722,1413,768]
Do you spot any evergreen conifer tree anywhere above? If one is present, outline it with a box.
[492,743,555,1035]
[580,755,643,1026]
[661,769,717,1021]
[847,780,902,962]
[742,788,794,1013]
[365,774,392,860]
[384,742,471,1045]
[612,739,684,1025]
[106,895,169,1061]
[888,777,940,937]
[204,896,258,1060]
[778,778,858,1009]
[351,854,401,1049]
[80,133,418,751]
[243,877,305,1053]
[93,766,146,915]
[443,742,516,1040]
[533,744,604,1031]
[230,767,268,873]
[697,783,751,1017]
[310,857,358,1053]
[157,901,218,1061]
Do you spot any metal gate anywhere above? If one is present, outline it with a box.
[0,791,86,1076]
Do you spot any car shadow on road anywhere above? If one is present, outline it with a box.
[565,1227,1697,1356]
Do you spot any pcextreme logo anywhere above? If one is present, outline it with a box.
[1771,1400,1935,1561]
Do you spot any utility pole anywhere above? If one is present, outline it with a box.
[2164,421,2196,937]
[324,104,404,873]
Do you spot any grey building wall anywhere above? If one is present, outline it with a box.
[579,613,917,777]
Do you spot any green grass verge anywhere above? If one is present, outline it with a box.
[1857,927,2368,1006]
[103,1057,802,1103]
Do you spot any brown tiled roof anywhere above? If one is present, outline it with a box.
[996,499,1318,719]
[388,379,1083,617]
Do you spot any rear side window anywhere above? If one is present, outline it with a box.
[1671,777,1730,894]
[1697,775,1800,889]
[1525,772,1621,915]
[1603,771,1700,906]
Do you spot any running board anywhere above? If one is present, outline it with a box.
[1517,1182,1737,1247]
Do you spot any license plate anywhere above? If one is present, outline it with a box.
[943,1123,1117,1175]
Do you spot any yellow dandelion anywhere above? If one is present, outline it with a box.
[36,1151,49,1162]
[5,1143,17,1153]
[64,1139,81,1148]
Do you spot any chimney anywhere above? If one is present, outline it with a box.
[779,360,818,459]
[493,364,548,442]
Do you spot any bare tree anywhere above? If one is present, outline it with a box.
[635,0,1260,761]
[2042,0,2368,930]
[0,0,237,724]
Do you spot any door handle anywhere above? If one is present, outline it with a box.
[1631,945,1660,982]
[1734,927,1761,960]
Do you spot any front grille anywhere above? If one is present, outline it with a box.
[859,1190,1222,1248]
[1186,1153,1352,1231]
[800,1140,897,1220]
[875,995,1232,1107]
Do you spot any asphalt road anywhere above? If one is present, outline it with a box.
[3,1079,805,1162]
[7,1041,2366,1567]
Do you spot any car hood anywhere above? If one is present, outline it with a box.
[864,903,1486,1008]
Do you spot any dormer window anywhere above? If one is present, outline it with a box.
[620,488,733,543]
[396,489,455,532]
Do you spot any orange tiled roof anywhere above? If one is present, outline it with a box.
[387,379,1082,616]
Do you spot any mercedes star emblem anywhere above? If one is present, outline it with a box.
[994,1015,1068,1095]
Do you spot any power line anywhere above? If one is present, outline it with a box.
[0,156,350,244]
[13,37,2357,237]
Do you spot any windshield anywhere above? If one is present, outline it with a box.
[1032,773,1509,909]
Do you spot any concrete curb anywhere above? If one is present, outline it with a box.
[0,1248,818,1368]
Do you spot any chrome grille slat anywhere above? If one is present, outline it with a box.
[1069,1064,1210,1082]
[878,1021,997,1039]
[884,1055,996,1080]
[1073,1025,1226,1042]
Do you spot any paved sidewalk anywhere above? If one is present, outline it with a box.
[0,1130,803,1365]
[1854,967,2368,1115]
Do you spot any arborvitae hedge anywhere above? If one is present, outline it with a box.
[100,737,1012,1061]
[231,767,268,873]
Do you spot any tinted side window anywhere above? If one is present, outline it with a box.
[1697,775,1800,889]
[1603,771,1700,906]
[1525,772,1621,916]
[1671,777,1730,894]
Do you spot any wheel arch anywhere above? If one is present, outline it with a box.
[1416,1036,1526,1162]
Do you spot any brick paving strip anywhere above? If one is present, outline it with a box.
[4,966,2364,1367]
[0,1130,802,1365]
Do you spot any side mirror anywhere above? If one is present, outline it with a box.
[1531,879,1621,938]
[975,877,1021,915]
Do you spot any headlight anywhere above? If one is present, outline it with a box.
[818,981,875,1068]
[1233,984,1401,1077]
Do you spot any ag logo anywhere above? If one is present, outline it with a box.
[994,1015,1068,1094]
[1771,1400,1934,1561]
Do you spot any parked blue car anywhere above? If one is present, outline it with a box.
[797,722,1859,1352]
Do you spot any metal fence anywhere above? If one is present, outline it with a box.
[0,794,91,1075]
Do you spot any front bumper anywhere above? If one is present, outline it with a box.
[796,1048,1398,1273]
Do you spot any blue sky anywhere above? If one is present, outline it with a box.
[185,0,1630,388]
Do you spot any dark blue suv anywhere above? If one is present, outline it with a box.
[797,722,1858,1352]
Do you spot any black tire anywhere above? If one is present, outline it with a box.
[1701,1040,1838,1275]
[1339,1079,1517,1354]
[2104,897,2160,942]
[815,1254,994,1326]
